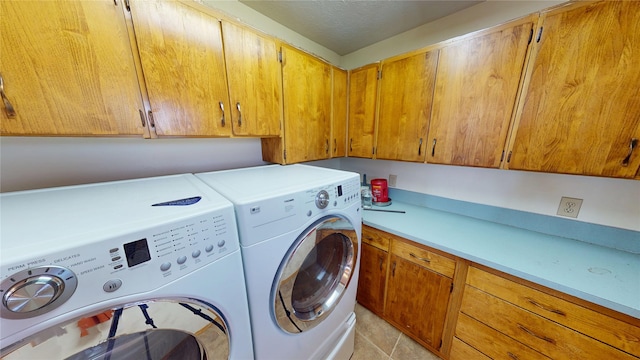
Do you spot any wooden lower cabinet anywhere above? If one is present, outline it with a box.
[385,252,453,350]
[357,226,458,356]
[453,265,640,359]
[358,226,640,360]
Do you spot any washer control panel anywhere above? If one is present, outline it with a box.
[0,207,239,320]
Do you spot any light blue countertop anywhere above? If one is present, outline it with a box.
[362,201,640,319]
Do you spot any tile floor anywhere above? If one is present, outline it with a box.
[352,303,442,360]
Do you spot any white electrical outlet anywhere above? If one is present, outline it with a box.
[388,174,397,187]
[557,197,583,218]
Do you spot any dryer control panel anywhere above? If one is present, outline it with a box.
[235,176,361,247]
[1,207,239,321]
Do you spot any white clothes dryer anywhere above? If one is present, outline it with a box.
[196,164,361,360]
[0,175,253,360]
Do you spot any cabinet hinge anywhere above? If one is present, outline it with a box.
[536,27,543,43]
[528,28,534,44]
[147,110,156,128]
[278,50,283,63]
[377,70,382,80]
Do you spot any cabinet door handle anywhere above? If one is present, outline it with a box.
[378,256,384,271]
[350,138,353,152]
[409,252,430,264]
[517,324,556,344]
[431,138,437,157]
[219,101,225,127]
[507,352,519,360]
[236,102,242,127]
[0,73,16,118]
[334,139,337,153]
[418,138,423,156]
[525,297,566,316]
[326,139,329,154]
[622,138,638,167]
[391,261,396,277]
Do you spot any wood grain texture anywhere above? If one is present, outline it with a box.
[449,336,491,360]
[222,21,282,137]
[376,50,438,162]
[508,1,640,177]
[356,242,388,317]
[390,238,456,278]
[454,313,551,360]
[429,16,536,167]
[461,285,638,360]
[466,266,640,356]
[331,67,348,158]
[385,254,453,351]
[348,63,379,158]
[361,225,391,252]
[129,0,230,137]
[280,45,331,163]
[0,0,144,136]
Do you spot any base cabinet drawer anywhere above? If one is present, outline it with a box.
[450,337,491,360]
[454,313,550,360]
[466,266,640,356]
[456,266,640,360]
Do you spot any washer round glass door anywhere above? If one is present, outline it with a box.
[273,215,358,333]
[1,299,230,360]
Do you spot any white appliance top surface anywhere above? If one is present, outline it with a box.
[1,174,233,256]
[196,164,359,203]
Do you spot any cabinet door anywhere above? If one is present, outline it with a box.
[332,67,348,158]
[385,254,453,351]
[348,63,379,158]
[222,21,282,137]
[129,0,230,137]
[429,16,536,167]
[281,45,332,163]
[508,1,640,177]
[0,0,145,136]
[376,50,438,162]
[356,242,387,316]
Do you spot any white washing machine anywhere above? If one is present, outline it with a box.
[196,164,361,360]
[0,174,253,360]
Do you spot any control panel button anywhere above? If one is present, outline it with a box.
[217,240,225,248]
[192,250,201,258]
[205,244,214,253]
[103,279,123,293]
[177,256,187,265]
[160,262,171,272]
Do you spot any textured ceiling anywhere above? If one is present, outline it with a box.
[239,0,484,55]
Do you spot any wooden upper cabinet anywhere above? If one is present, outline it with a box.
[332,67,348,158]
[376,50,438,162]
[279,45,332,163]
[507,1,640,178]
[129,0,230,137]
[348,63,379,158]
[428,15,537,168]
[0,0,146,136]
[222,21,282,137]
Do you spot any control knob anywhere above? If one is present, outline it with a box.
[315,190,330,209]
[1,266,78,319]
